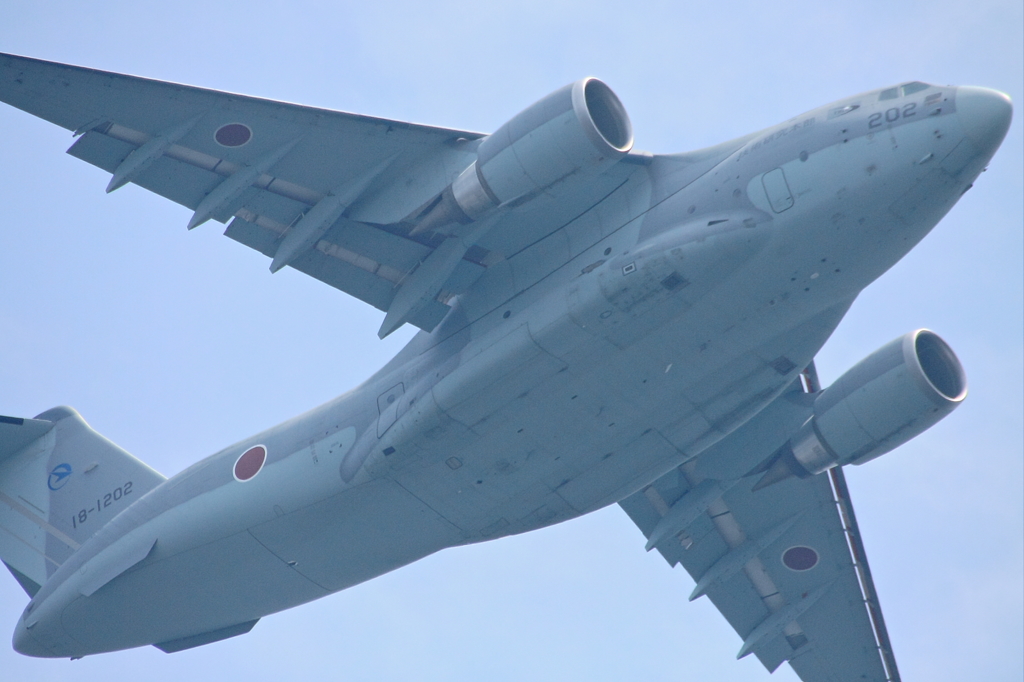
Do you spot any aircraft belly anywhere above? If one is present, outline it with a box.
[383,264,853,539]
[247,478,462,592]
[57,530,326,654]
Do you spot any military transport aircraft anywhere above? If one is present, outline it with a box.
[0,53,1012,680]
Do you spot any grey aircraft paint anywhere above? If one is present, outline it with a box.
[0,54,1012,681]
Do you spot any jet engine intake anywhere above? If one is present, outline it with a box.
[802,328,966,470]
[414,78,632,233]
[756,330,966,488]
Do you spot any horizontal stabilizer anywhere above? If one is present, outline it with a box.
[0,416,54,464]
[3,560,42,597]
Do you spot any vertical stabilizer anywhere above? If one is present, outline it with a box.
[0,407,166,595]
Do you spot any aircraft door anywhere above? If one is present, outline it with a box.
[761,168,794,213]
[376,383,405,437]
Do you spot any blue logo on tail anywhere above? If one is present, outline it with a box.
[48,463,72,491]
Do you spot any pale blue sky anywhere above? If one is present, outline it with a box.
[1,1,1021,680]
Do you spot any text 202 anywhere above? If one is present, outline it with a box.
[869,102,917,128]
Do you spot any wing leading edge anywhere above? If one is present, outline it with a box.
[619,374,901,681]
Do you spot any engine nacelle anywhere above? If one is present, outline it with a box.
[415,78,632,232]
[799,329,967,474]
[758,330,966,488]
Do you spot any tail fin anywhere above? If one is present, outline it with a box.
[0,407,165,596]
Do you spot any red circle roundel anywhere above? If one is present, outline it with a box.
[233,445,267,482]
[215,123,252,147]
[782,545,819,571]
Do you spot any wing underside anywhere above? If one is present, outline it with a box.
[619,381,900,681]
[0,52,493,332]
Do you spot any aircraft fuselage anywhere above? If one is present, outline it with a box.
[14,82,1006,657]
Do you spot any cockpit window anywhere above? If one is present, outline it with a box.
[879,87,899,101]
[901,82,930,96]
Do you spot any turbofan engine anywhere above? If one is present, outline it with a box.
[414,77,633,233]
[757,329,967,488]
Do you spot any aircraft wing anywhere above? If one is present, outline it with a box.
[620,438,900,680]
[0,53,498,333]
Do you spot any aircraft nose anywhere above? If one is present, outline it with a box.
[956,86,1013,155]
